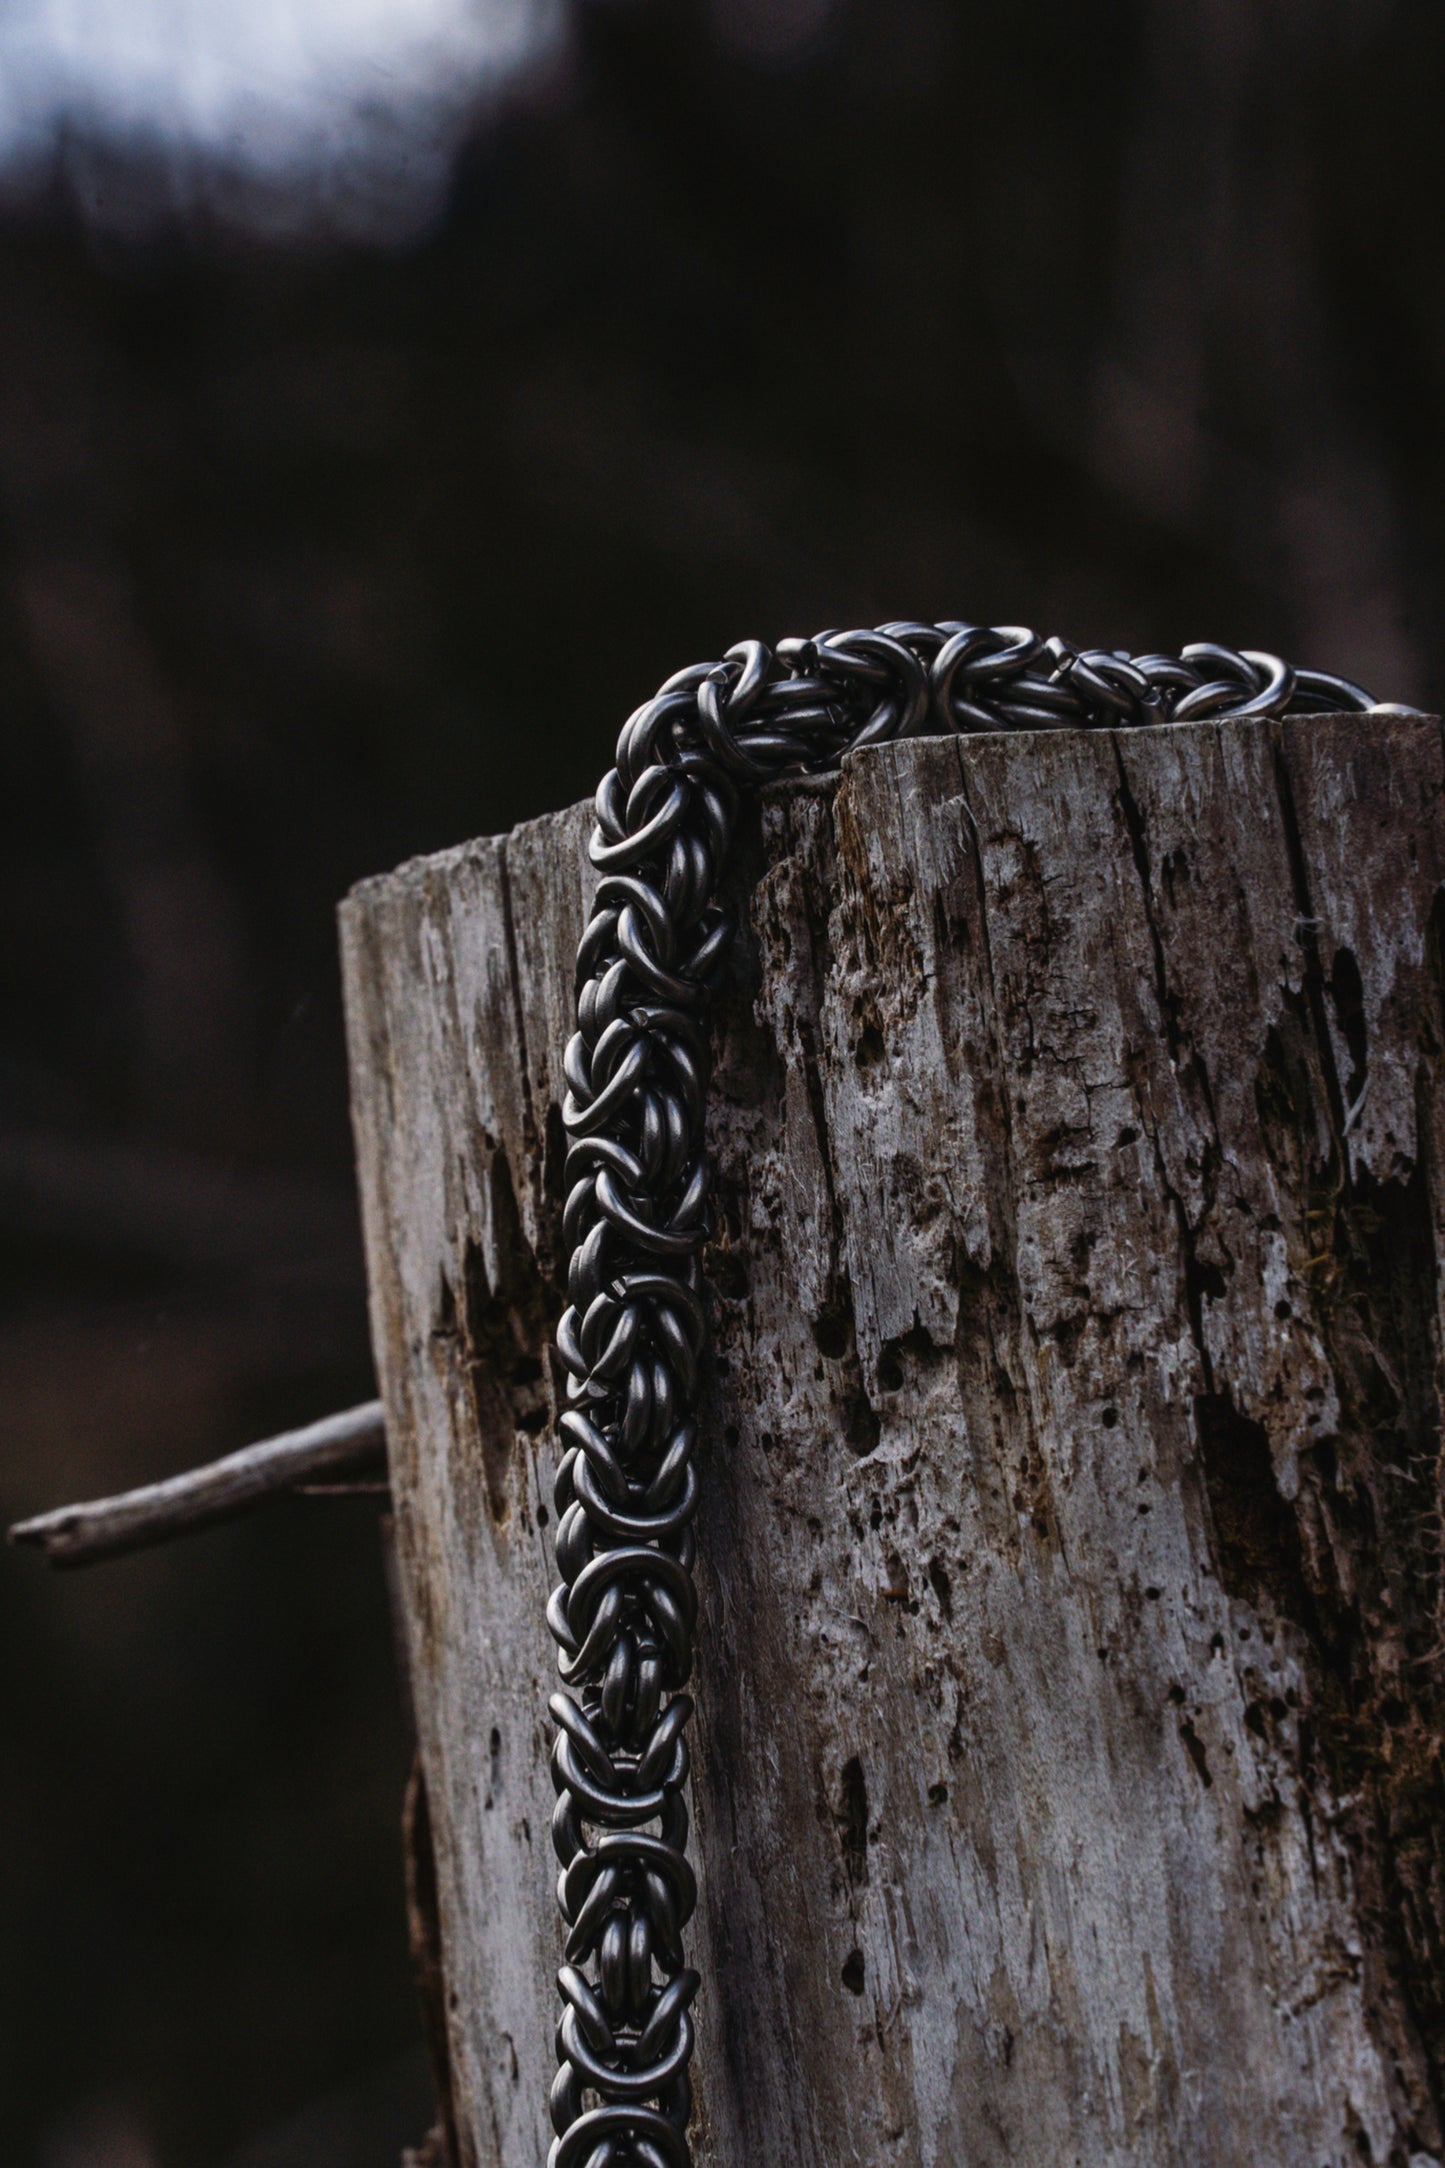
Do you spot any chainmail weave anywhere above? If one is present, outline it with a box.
[546,621,1378,2168]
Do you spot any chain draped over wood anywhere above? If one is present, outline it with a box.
[546,620,1377,2168]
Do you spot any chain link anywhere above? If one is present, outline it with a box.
[545,621,1377,2168]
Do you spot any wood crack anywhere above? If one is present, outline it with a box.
[343,715,1445,2168]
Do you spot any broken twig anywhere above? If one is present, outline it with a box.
[8,1399,388,1568]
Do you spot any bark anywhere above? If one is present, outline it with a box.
[340,712,1445,2168]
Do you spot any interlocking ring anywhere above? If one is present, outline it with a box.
[546,620,1377,2167]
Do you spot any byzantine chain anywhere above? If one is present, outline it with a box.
[545,620,1377,2168]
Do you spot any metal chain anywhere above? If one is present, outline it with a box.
[545,621,1376,2168]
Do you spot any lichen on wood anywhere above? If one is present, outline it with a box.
[342,712,1445,2168]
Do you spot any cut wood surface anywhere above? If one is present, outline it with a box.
[341,712,1445,2168]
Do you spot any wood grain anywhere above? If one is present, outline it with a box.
[342,714,1445,2167]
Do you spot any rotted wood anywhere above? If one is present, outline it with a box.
[341,712,1445,2168]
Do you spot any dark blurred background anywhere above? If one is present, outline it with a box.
[0,0,1440,2162]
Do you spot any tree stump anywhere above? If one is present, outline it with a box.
[341,712,1445,2168]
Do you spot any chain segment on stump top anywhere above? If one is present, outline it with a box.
[545,620,1378,2168]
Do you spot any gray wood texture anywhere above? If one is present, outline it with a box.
[341,713,1445,2168]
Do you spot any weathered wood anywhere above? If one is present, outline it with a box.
[7,1398,387,1565]
[341,714,1445,2168]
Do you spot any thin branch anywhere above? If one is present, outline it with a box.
[8,1400,388,1568]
